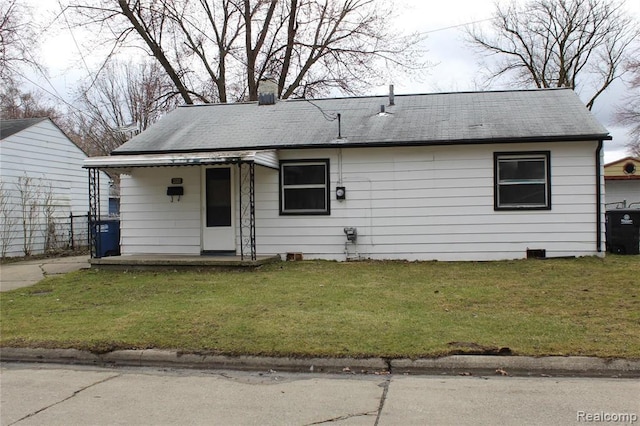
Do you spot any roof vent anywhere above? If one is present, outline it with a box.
[258,79,278,105]
[623,162,636,175]
[258,93,275,106]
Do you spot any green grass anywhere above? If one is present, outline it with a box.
[1,256,639,358]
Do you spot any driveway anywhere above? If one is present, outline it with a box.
[0,256,90,292]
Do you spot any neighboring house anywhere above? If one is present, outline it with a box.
[84,88,611,261]
[0,118,110,257]
[604,156,640,209]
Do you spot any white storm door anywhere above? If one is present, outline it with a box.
[202,167,235,252]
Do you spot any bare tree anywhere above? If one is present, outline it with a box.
[8,175,69,256]
[0,179,18,258]
[163,0,244,103]
[15,174,42,256]
[66,0,426,103]
[242,0,421,100]
[466,0,639,110]
[68,59,178,156]
[0,82,62,120]
[0,0,40,86]
[39,181,62,253]
[616,60,640,156]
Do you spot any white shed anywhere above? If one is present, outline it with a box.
[1,118,110,257]
[85,88,611,261]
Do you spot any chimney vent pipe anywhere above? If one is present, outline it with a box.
[258,78,278,105]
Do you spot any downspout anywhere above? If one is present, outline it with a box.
[595,140,603,253]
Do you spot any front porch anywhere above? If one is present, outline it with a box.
[90,254,282,271]
[84,154,279,263]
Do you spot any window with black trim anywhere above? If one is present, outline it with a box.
[494,152,551,210]
[280,160,330,215]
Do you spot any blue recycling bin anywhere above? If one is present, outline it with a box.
[93,219,121,258]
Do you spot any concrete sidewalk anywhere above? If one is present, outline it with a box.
[0,256,90,292]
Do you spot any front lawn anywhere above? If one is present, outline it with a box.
[1,256,638,358]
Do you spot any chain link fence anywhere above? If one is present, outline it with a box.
[68,213,90,250]
[0,213,91,258]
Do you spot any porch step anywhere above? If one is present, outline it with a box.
[90,255,281,271]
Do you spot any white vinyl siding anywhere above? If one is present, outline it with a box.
[605,180,640,209]
[0,120,109,257]
[118,141,603,261]
[119,167,201,255]
[253,142,602,261]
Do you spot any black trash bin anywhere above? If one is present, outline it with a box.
[606,210,640,255]
[93,219,121,258]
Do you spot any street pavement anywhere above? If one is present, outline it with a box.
[0,256,90,292]
[1,363,638,426]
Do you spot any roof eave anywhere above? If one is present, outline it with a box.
[111,134,612,156]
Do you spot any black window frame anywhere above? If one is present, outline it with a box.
[279,159,330,215]
[494,151,551,211]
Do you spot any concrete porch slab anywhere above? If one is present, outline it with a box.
[90,254,282,270]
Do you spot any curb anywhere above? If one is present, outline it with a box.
[0,348,388,374]
[1,348,639,377]
[390,356,640,377]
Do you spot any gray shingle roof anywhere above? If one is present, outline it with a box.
[0,118,48,140]
[113,88,610,155]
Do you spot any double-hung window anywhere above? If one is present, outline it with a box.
[280,160,330,215]
[494,152,551,210]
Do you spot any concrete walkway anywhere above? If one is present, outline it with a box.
[0,256,90,292]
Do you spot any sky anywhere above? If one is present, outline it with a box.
[374,0,640,163]
[27,0,640,163]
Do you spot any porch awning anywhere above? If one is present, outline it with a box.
[83,150,279,170]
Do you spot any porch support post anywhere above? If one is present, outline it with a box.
[238,162,256,260]
[88,168,101,259]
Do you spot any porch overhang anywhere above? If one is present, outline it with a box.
[83,150,279,171]
[84,152,270,262]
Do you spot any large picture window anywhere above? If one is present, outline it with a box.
[494,152,551,210]
[280,160,330,215]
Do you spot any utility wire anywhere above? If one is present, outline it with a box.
[57,0,94,85]
[12,2,105,123]
[15,70,89,118]
[416,18,493,36]
[303,98,339,121]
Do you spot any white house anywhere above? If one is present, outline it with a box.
[0,118,110,257]
[604,157,640,209]
[85,88,611,261]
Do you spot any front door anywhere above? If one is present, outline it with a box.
[202,167,235,252]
